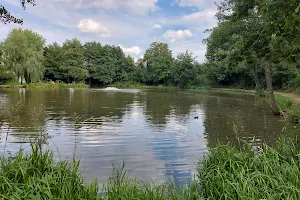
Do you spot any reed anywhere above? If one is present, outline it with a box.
[0,143,99,199]
[197,138,300,200]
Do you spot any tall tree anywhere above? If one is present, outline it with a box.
[143,42,174,85]
[61,38,88,82]
[4,28,45,84]
[84,42,115,84]
[172,51,197,88]
[44,42,64,81]
[206,0,300,115]
[0,42,15,84]
[0,0,36,24]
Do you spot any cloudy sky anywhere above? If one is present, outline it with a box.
[0,0,219,62]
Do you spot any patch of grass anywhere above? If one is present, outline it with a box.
[102,162,203,200]
[275,94,294,111]
[0,143,99,199]
[25,82,87,89]
[287,106,300,125]
[2,136,300,199]
[197,138,300,200]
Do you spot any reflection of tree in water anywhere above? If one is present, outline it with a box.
[143,90,207,184]
[144,89,204,127]
[0,88,135,134]
[0,89,46,133]
[202,92,285,148]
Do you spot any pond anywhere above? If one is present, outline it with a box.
[0,88,287,185]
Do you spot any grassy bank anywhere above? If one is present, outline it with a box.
[211,88,300,125]
[0,82,88,89]
[0,143,99,199]
[2,137,300,199]
[25,82,87,89]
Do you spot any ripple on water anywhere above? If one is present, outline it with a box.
[0,88,287,185]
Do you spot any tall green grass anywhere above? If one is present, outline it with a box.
[275,94,293,111]
[0,143,99,199]
[198,138,300,200]
[102,162,203,200]
[2,137,300,199]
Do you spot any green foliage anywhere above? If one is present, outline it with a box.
[172,51,197,88]
[197,138,300,200]
[205,0,300,90]
[3,28,45,84]
[83,42,135,85]
[25,82,87,89]
[275,94,293,111]
[61,38,88,82]
[0,143,99,199]
[44,42,64,81]
[102,163,203,200]
[287,108,300,125]
[142,42,174,85]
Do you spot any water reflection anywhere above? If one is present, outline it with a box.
[0,88,287,185]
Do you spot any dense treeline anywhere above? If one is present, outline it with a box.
[205,0,300,114]
[0,28,203,88]
[205,0,300,90]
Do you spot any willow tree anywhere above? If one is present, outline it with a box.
[4,28,45,84]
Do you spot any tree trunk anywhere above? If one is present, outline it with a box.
[251,65,260,89]
[264,62,280,116]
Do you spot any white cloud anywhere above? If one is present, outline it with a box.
[175,0,215,9]
[134,54,144,62]
[119,45,141,55]
[163,29,192,42]
[152,24,162,29]
[170,40,207,62]
[77,19,111,38]
[183,9,216,21]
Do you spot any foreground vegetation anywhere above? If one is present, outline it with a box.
[1,136,300,199]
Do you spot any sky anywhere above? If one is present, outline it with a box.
[0,0,220,62]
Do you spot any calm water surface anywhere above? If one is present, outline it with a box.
[0,88,286,185]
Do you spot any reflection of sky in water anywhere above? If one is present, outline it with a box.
[0,88,287,185]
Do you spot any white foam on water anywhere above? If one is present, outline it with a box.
[102,87,120,91]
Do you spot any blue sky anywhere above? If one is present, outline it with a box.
[0,0,220,62]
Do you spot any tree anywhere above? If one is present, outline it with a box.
[61,38,88,82]
[143,42,174,85]
[112,47,135,82]
[44,42,64,81]
[0,0,36,24]
[0,42,15,84]
[84,42,135,85]
[84,42,115,84]
[206,0,300,115]
[172,51,197,88]
[3,28,45,84]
